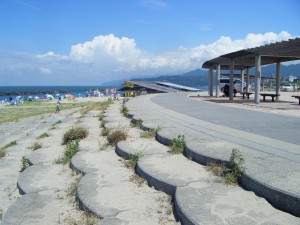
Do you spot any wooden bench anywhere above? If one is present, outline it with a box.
[241,92,253,99]
[260,93,280,102]
[292,95,300,105]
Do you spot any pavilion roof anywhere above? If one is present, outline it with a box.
[202,38,300,70]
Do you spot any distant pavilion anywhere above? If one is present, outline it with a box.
[202,38,300,103]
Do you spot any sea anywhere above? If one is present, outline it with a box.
[0,86,117,102]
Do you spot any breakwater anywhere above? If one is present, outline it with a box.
[0,90,69,96]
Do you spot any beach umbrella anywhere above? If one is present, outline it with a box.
[46,94,54,99]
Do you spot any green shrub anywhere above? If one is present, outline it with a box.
[63,127,88,144]
[229,148,245,182]
[107,130,127,146]
[126,152,143,168]
[56,140,80,165]
[170,135,185,154]
[0,140,17,158]
[28,142,42,151]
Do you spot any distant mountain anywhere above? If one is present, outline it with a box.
[132,69,208,88]
[260,63,300,77]
[100,79,126,87]
[130,64,300,88]
[101,63,300,88]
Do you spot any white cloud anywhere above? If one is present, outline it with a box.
[70,34,142,72]
[36,51,69,61]
[0,31,297,85]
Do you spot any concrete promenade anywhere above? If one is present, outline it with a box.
[126,92,300,217]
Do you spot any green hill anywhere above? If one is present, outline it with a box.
[102,63,300,87]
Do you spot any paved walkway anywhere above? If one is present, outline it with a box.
[126,93,300,217]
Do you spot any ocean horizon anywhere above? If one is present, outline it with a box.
[0,85,118,101]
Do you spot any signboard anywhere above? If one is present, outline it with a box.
[124,82,134,88]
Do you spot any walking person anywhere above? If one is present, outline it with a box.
[55,98,61,113]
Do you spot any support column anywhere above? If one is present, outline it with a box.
[208,68,211,95]
[240,69,244,93]
[229,59,234,100]
[246,67,250,93]
[254,55,261,104]
[208,67,213,96]
[216,64,220,98]
[276,62,281,100]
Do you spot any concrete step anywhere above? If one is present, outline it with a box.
[1,109,99,224]
[116,132,300,224]
[125,95,300,217]
[70,103,178,224]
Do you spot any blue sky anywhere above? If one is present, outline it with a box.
[0,0,299,85]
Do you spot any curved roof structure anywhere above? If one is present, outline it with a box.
[202,38,300,69]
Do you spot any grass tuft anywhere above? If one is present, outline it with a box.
[55,140,80,165]
[0,140,17,158]
[140,127,160,138]
[63,127,88,144]
[131,119,143,128]
[120,105,128,117]
[37,132,49,139]
[100,120,107,128]
[107,130,127,146]
[126,152,143,168]
[53,120,62,126]
[206,149,245,185]
[20,156,30,172]
[169,135,185,154]
[101,127,111,136]
[28,142,42,151]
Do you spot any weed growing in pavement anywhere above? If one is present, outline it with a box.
[37,132,49,139]
[52,120,62,126]
[169,135,185,154]
[120,105,128,117]
[20,156,30,172]
[140,127,160,138]
[63,127,88,144]
[28,142,42,151]
[107,130,127,146]
[55,140,80,165]
[206,148,245,185]
[0,140,17,158]
[0,208,3,220]
[67,181,79,199]
[131,119,143,129]
[98,114,104,121]
[122,98,129,104]
[126,151,144,168]
[101,127,111,136]
[100,119,107,128]
[229,148,245,182]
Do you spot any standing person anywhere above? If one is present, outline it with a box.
[56,98,61,113]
